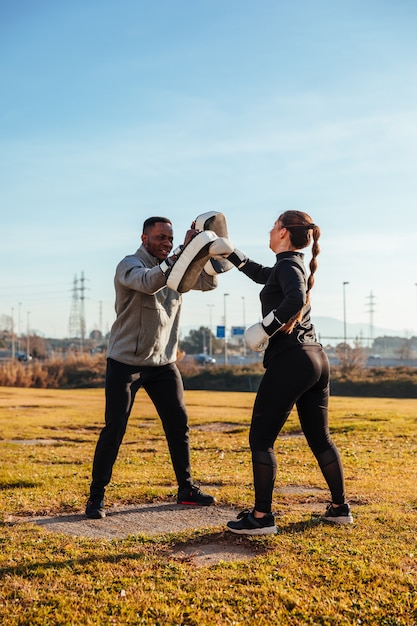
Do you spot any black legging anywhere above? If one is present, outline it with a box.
[90,359,193,499]
[249,345,345,513]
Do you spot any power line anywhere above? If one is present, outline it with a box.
[68,272,89,349]
[68,276,80,339]
[365,291,376,345]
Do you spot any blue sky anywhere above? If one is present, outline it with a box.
[1,0,417,342]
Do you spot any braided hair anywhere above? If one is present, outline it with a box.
[278,210,320,334]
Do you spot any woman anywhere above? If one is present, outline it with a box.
[226,211,353,534]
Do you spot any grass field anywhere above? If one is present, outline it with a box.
[1,386,417,625]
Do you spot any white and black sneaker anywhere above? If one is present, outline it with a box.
[322,503,353,524]
[227,509,277,535]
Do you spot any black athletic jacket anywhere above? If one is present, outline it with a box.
[240,250,320,364]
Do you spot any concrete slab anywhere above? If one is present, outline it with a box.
[29,502,240,540]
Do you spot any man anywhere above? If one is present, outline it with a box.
[86,216,217,519]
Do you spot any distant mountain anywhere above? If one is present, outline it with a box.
[312,316,409,343]
[179,316,411,346]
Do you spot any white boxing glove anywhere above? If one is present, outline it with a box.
[245,310,283,352]
[245,323,270,352]
[208,236,234,260]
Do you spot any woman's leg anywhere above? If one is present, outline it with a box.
[296,348,346,504]
[249,354,304,513]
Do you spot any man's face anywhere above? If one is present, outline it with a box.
[142,222,174,260]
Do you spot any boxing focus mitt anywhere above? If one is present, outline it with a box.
[194,211,234,276]
[245,310,283,352]
[166,230,218,292]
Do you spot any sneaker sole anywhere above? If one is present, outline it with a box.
[85,510,106,519]
[322,515,353,525]
[226,524,277,535]
[177,500,215,506]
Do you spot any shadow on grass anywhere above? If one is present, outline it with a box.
[0,514,334,578]
[0,547,153,578]
[0,480,40,490]
[0,522,330,580]
[9,502,241,542]
[277,516,324,534]
[39,502,229,521]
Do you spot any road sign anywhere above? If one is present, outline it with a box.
[232,326,245,336]
[216,325,225,338]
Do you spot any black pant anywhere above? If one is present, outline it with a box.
[89,358,193,498]
[249,345,345,512]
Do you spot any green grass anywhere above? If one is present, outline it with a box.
[1,387,417,624]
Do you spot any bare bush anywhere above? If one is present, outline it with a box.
[0,353,106,388]
[335,342,367,376]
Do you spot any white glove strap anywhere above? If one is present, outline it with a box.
[159,245,184,275]
[228,249,247,269]
[262,310,283,337]
[172,245,184,257]
[159,259,172,275]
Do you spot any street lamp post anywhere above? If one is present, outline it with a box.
[242,296,246,357]
[207,304,214,357]
[18,302,22,353]
[224,293,229,365]
[11,307,15,360]
[26,311,30,358]
[343,281,349,351]
[415,283,417,334]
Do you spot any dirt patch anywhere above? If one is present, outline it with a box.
[3,439,66,445]
[17,502,240,540]
[12,503,261,566]
[191,422,248,432]
[278,484,326,495]
[170,542,257,567]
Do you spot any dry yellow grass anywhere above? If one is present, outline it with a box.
[1,387,417,624]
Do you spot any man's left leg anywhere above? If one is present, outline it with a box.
[143,364,214,505]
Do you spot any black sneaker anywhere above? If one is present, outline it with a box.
[227,509,277,535]
[177,485,215,506]
[85,497,105,519]
[322,503,353,524]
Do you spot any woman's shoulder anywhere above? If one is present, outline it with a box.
[275,252,305,272]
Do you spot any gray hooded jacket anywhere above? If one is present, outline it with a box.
[107,244,217,366]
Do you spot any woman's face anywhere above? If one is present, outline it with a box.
[269,219,285,252]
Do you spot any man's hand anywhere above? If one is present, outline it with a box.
[183,228,199,247]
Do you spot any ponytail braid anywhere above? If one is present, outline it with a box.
[278,212,320,334]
